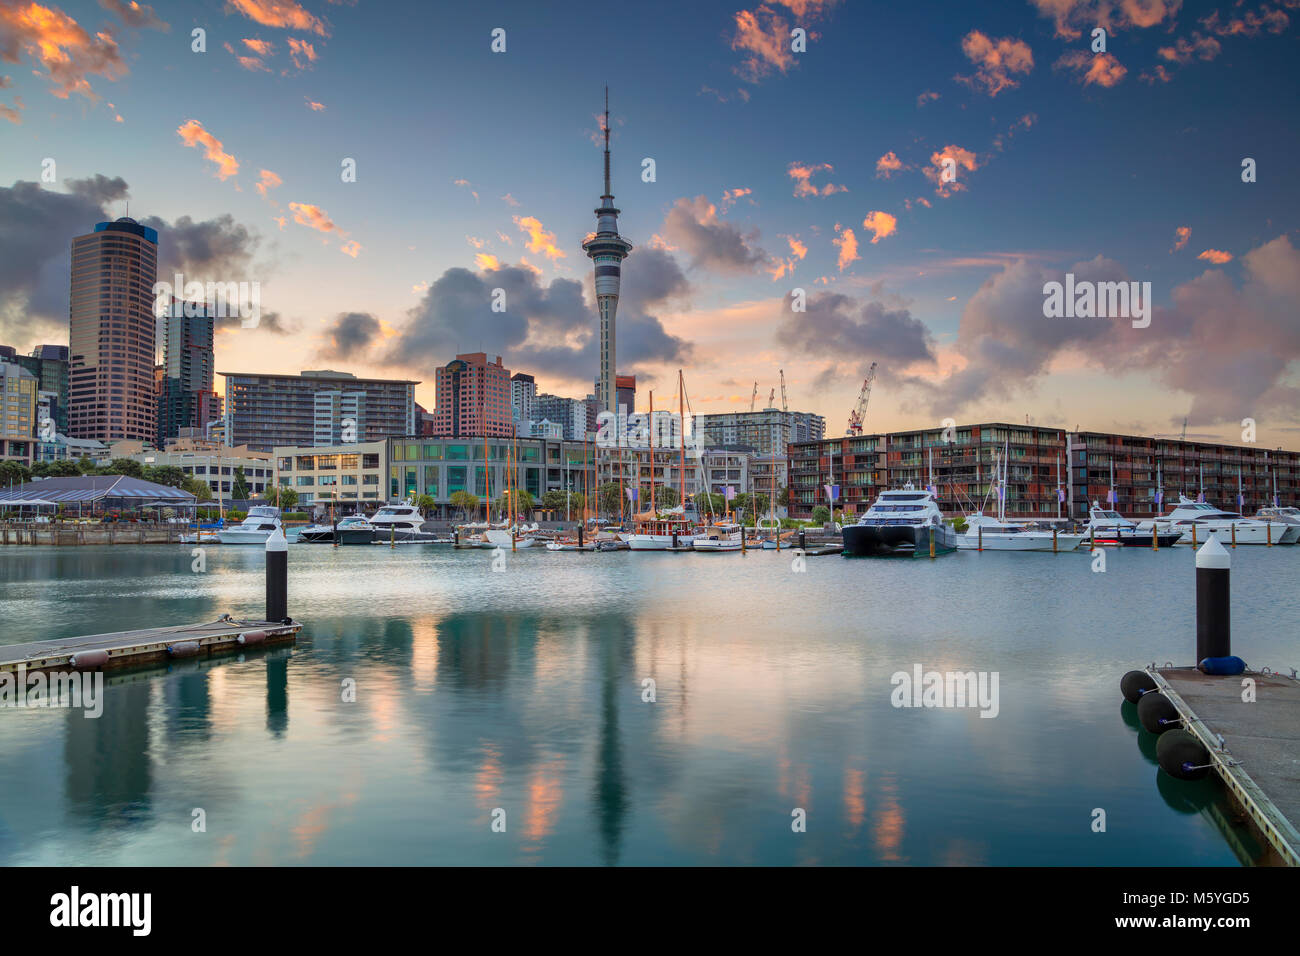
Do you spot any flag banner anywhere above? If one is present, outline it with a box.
[1155,491,1163,505]
[1057,488,1065,503]
[926,484,936,497]
[1107,488,1115,503]
[1237,493,1244,508]
[626,487,637,502]
[824,484,840,502]
[997,485,1005,500]
[1274,494,1280,507]
[1197,492,1205,502]
[725,486,735,500]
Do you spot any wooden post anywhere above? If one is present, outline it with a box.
[978,525,983,552]
[332,515,339,549]
[390,523,395,549]
[1052,526,1058,553]
[512,525,517,553]
[1191,523,1197,548]
[1152,521,1159,551]
[929,528,935,559]
[1267,522,1272,546]
[1231,522,1237,548]
[741,524,746,552]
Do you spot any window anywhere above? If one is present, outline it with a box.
[340,454,359,469]
[447,466,467,494]
[446,444,468,460]
[341,474,357,485]
[317,455,337,470]
[424,466,438,495]
[363,453,379,468]
[277,457,293,471]
[422,445,442,459]
[297,455,315,470]
[296,475,314,486]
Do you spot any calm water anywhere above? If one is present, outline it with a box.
[1,541,1297,866]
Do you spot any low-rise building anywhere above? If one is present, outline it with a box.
[273,440,387,508]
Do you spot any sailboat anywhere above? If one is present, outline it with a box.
[956,445,1084,551]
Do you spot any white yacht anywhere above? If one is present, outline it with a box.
[1252,506,1300,544]
[298,513,375,545]
[842,485,958,557]
[1136,496,1287,545]
[485,525,540,549]
[957,512,1085,551]
[692,522,744,552]
[216,505,283,545]
[369,503,442,542]
[625,509,697,551]
[1084,502,1182,547]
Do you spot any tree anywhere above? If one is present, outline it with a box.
[567,492,586,517]
[231,466,250,500]
[541,489,569,513]
[0,460,31,487]
[777,485,790,507]
[182,477,213,502]
[811,505,830,525]
[654,485,680,510]
[449,490,479,522]
[31,459,80,478]
[143,465,186,488]
[751,492,770,517]
[732,492,752,515]
[693,491,724,517]
[413,493,435,517]
[277,486,299,511]
[596,482,624,517]
[104,458,144,479]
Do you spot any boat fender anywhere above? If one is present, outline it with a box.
[167,641,202,658]
[238,630,268,646]
[1120,670,1157,703]
[70,649,110,670]
[1155,729,1211,780]
[1198,656,1246,676]
[1136,691,1180,734]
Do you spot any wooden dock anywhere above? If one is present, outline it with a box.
[1152,666,1300,866]
[0,616,301,674]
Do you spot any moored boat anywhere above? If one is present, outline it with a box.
[216,506,283,545]
[842,485,958,557]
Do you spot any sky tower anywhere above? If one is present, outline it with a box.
[582,87,633,420]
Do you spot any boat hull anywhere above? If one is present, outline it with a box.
[216,530,275,545]
[958,532,1086,552]
[627,533,697,551]
[692,539,743,551]
[843,523,958,557]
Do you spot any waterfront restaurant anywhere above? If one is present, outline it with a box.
[0,474,197,517]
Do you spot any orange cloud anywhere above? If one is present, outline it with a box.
[923,146,978,198]
[255,168,282,198]
[1158,33,1221,63]
[287,36,316,69]
[956,30,1033,97]
[1055,50,1127,87]
[916,90,940,107]
[1199,7,1287,37]
[1030,0,1183,40]
[787,235,808,259]
[242,37,273,56]
[339,239,361,258]
[730,7,794,81]
[288,201,343,235]
[833,225,859,271]
[720,186,753,210]
[862,210,897,244]
[177,119,239,180]
[787,162,847,198]
[304,97,325,111]
[1198,249,1233,264]
[226,0,328,36]
[1172,225,1191,252]
[513,215,566,261]
[0,1,129,101]
[875,151,904,179]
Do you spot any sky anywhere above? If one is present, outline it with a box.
[1,0,1298,445]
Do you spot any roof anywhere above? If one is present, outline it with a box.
[0,475,196,504]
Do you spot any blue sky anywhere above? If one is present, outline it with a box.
[1,0,1298,443]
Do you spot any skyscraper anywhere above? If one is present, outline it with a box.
[430,353,513,437]
[68,218,158,442]
[582,88,633,418]
[158,299,221,445]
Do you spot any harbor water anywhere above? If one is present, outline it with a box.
[1,542,1297,865]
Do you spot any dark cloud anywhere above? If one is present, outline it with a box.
[215,310,294,335]
[384,246,692,383]
[98,0,169,31]
[320,311,380,359]
[0,178,270,348]
[776,292,937,368]
[661,196,768,274]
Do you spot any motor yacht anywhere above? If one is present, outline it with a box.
[1254,506,1300,544]
[216,505,283,545]
[957,512,1086,551]
[1084,502,1182,547]
[692,522,745,551]
[298,513,375,545]
[369,503,443,542]
[1136,496,1287,545]
[842,485,958,557]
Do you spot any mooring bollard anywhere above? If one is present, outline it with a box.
[798,529,806,551]
[1152,521,1159,551]
[332,515,339,549]
[454,527,460,547]
[578,524,584,549]
[512,526,517,552]
[1196,535,1230,662]
[671,530,678,550]
[741,525,746,552]
[266,527,288,623]
[1231,523,1237,548]
[1052,527,1058,553]
[1191,523,1197,547]
[978,525,983,552]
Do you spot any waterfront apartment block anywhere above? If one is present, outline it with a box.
[533,392,590,441]
[695,407,825,459]
[788,422,1300,520]
[68,218,159,443]
[273,440,387,508]
[510,372,536,432]
[221,369,418,451]
[123,446,273,501]
[429,353,512,437]
[0,361,38,465]
[0,344,69,433]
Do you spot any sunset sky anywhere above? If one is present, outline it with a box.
[1,0,1298,445]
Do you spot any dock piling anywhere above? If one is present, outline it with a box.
[266,527,288,623]
[1196,535,1231,662]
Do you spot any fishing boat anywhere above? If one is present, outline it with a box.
[1135,496,1287,545]
[626,509,697,550]
[216,505,283,545]
[842,485,957,557]
[1254,506,1300,544]
[1084,502,1182,547]
[692,522,744,551]
[298,513,375,545]
[957,512,1085,551]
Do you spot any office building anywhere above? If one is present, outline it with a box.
[273,440,387,508]
[0,361,38,465]
[158,300,221,445]
[68,218,159,442]
[695,407,825,458]
[510,372,536,432]
[428,353,512,438]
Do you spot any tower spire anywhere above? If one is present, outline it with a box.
[603,85,611,199]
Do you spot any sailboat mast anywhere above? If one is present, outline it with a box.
[678,370,686,511]
[648,390,656,513]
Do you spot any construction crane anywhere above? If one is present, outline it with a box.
[846,362,878,436]
[749,381,758,412]
[779,369,788,413]
[767,387,776,409]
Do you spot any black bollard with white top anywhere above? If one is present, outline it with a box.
[266,527,288,623]
[1196,533,1231,664]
